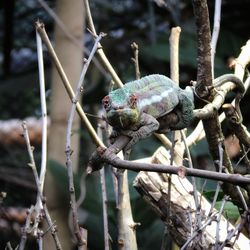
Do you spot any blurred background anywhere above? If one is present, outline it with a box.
[0,0,250,249]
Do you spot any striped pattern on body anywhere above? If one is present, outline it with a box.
[109,74,180,118]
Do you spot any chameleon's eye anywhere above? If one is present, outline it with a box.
[129,94,137,108]
[102,95,111,110]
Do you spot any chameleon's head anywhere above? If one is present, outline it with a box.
[102,89,139,129]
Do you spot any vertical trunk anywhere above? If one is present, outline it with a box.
[117,170,138,250]
[44,0,84,249]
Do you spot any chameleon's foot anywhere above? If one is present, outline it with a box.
[122,130,141,152]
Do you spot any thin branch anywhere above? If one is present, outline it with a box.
[5,242,14,250]
[99,160,110,249]
[37,0,107,77]
[181,131,202,229]
[35,21,105,148]
[235,186,248,211]
[161,27,182,250]
[131,42,141,80]
[211,0,222,77]
[19,206,35,250]
[91,147,250,186]
[21,122,62,250]
[181,215,216,250]
[218,212,248,250]
[65,31,103,250]
[36,29,47,194]
[154,133,172,149]
[83,0,123,88]
[215,196,229,249]
[169,26,181,83]
[207,142,224,217]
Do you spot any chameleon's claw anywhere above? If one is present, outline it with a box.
[123,131,141,151]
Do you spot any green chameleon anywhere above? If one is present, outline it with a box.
[102,74,193,150]
[102,74,244,150]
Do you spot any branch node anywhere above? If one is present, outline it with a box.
[177,166,187,178]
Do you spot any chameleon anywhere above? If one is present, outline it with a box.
[102,74,245,151]
[102,74,194,150]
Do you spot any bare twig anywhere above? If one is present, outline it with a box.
[131,42,141,80]
[35,21,105,148]
[37,0,107,77]
[92,147,250,185]
[218,212,248,250]
[161,27,182,250]
[207,142,223,217]
[181,216,216,250]
[211,0,222,77]
[5,242,14,250]
[21,122,62,250]
[97,127,110,250]
[84,0,123,88]
[215,196,229,249]
[65,31,103,250]
[169,26,181,83]
[19,206,35,250]
[181,131,202,230]
[36,28,47,194]
[169,26,184,165]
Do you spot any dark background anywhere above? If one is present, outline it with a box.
[0,0,250,249]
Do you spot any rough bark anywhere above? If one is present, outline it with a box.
[192,0,246,208]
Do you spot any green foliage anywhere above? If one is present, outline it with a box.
[215,201,240,221]
[203,189,240,221]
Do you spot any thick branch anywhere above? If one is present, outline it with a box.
[88,146,250,186]
[192,0,213,98]
[192,0,246,208]
[187,39,250,147]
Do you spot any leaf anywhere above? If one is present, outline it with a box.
[215,201,240,221]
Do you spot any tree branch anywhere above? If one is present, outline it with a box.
[88,146,250,186]
[35,21,105,148]
[192,0,247,209]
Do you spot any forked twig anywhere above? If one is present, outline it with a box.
[65,31,104,249]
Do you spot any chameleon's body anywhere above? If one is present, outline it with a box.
[102,74,245,150]
[102,74,194,149]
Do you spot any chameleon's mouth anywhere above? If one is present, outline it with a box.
[106,108,139,129]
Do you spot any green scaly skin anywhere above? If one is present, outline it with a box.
[102,74,194,150]
[102,74,245,151]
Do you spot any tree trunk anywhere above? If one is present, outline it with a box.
[44,0,84,249]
